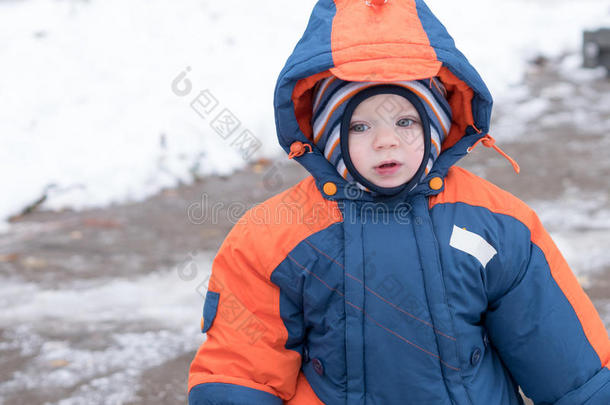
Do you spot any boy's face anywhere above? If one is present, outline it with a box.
[347,94,425,188]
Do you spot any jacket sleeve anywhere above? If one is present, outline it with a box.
[484,202,610,404]
[188,215,302,404]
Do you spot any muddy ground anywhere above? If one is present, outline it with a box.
[1,60,609,404]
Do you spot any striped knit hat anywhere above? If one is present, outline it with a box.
[311,76,452,194]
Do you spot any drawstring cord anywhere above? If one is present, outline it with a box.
[468,125,520,174]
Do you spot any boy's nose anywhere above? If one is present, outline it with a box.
[372,126,399,150]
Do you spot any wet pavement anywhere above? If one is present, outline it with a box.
[1,59,609,404]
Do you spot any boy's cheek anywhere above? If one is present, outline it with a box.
[348,141,370,168]
[403,130,424,147]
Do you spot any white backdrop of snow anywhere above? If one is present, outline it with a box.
[0,0,609,229]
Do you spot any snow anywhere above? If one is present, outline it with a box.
[0,0,609,227]
[534,194,610,287]
[0,251,214,404]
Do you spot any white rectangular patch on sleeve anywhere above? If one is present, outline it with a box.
[449,225,497,268]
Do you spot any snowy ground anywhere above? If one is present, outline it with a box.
[0,260,210,404]
[1,1,609,404]
[1,0,609,229]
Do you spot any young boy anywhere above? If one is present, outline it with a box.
[188,1,610,404]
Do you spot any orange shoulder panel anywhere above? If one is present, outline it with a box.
[236,175,343,279]
[189,176,343,398]
[430,166,610,370]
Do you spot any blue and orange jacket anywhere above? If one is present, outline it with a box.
[188,0,610,404]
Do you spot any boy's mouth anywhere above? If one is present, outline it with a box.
[374,160,402,175]
[375,160,401,169]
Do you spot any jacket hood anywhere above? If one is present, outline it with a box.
[273,0,494,201]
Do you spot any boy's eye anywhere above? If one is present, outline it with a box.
[397,118,415,127]
[350,123,369,132]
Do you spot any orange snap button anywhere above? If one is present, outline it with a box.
[429,177,443,190]
[323,182,337,196]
